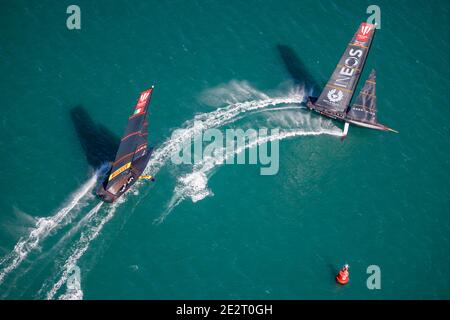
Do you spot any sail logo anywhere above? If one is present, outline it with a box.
[140,91,150,102]
[333,48,364,91]
[327,89,344,103]
[108,162,131,181]
[356,23,373,42]
[132,90,152,116]
[361,25,371,35]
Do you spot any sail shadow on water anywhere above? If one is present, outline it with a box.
[276,44,324,93]
[70,106,121,169]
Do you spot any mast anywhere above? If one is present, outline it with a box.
[313,22,376,115]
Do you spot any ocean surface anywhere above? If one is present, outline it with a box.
[0,0,449,299]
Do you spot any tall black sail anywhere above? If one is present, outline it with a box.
[313,23,376,114]
[346,69,377,123]
[105,87,153,192]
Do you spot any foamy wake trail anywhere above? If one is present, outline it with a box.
[144,82,305,178]
[157,115,343,223]
[47,81,306,298]
[45,200,112,300]
[0,173,99,284]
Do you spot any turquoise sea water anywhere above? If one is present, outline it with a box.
[0,0,449,299]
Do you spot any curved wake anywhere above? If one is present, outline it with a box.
[45,200,110,299]
[158,115,343,223]
[143,86,305,177]
[0,173,99,284]
[3,81,340,299]
[46,81,306,299]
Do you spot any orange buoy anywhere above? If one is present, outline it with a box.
[336,264,349,285]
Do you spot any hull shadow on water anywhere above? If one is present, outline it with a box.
[276,44,325,94]
[70,106,120,169]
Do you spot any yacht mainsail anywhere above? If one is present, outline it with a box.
[97,87,155,202]
[312,22,376,116]
[306,22,397,135]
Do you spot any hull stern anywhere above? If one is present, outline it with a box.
[96,184,118,203]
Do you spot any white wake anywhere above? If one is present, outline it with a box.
[0,172,99,284]
[157,114,343,223]
[45,81,340,299]
[44,81,305,299]
[143,83,305,177]
[45,201,108,300]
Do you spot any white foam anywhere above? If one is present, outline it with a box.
[158,113,343,222]
[58,288,83,300]
[47,199,106,255]
[45,81,309,297]
[199,80,271,107]
[144,82,305,178]
[46,201,107,300]
[0,173,99,284]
